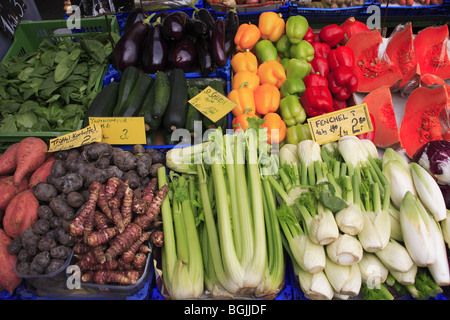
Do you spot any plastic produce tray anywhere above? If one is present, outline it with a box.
[15,244,154,300]
[376,0,450,16]
[0,16,120,149]
[290,1,373,18]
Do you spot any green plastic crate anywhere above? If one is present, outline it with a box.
[0,15,120,149]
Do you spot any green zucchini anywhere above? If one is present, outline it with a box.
[113,65,140,116]
[121,74,154,117]
[138,83,158,132]
[152,71,170,119]
[162,68,189,132]
[83,81,120,126]
[185,86,203,139]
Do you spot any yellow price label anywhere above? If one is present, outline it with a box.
[88,117,147,145]
[188,86,236,123]
[307,103,374,145]
[48,124,102,152]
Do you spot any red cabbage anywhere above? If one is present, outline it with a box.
[412,140,450,186]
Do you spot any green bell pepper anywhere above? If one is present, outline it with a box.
[285,122,312,145]
[279,94,307,127]
[290,40,315,62]
[255,39,278,63]
[280,57,290,70]
[285,58,311,79]
[285,15,309,45]
[280,78,306,98]
[276,34,291,59]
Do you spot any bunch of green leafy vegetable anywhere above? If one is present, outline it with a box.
[0,33,119,133]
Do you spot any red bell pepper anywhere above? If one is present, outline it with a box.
[327,46,354,71]
[311,42,331,59]
[332,97,347,111]
[318,24,345,48]
[304,26,314,43]
[327,65,358,101]
[357,113,376,142]
[304,73,328,87]
[310,57,329,77]
[300,86,334,117]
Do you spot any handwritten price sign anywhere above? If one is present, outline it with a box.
[88,117,146,145]
[307,103,374,145]
[48,124,102,152]
[188,86,236,123]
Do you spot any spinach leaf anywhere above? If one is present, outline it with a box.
[54,54,79,83]
[0,114,17,132]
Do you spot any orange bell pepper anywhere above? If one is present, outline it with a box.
[257,59,286,89]
[228,84,256,117]
[234,23,261,52]
[232,70,260,91]
[232,113,260,132]
[230,51,258,74]
[261,112,287,144]
[258,11,285,42]
[253,83,280,115]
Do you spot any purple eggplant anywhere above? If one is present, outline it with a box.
[123,7,147,33]
[224,8,239,56]
[212,19,227,68]
[168,37,197,72]
[196,8,215,39]
[186,16,209,39]
[162,11,189,41]
[196,38,214,77]
[113,15,154,72]
[141,21,168,74]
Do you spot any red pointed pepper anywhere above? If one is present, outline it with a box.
[327,46,354,71]
[311,42,331,59]
[300,86,334,118]
[310,56,330,77]
[304,73,328,87]
[304,26,314,43]
[327,65,358,101]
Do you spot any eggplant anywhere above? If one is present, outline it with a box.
[196,8,215,39]
[113,17,152,72]
[169,37,197,72]
[196,38,214,77]
[211,19,227,68]
[123,7,147,33]
[162,11,189,41]
[186,16,209,39]
[142,21,168,74]
[224,8,239,56]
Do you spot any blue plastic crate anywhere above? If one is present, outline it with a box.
[291,1,372,18]
[0,288,20,300]
[377,0,449,16]
[208,1,292,24]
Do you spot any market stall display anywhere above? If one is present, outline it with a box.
[0,0,449,301]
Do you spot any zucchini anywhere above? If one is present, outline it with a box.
[162,68,189,132]
[121,73,154,117]
[83,81,120,126]
[202,79,228,131]
[185,86,203,140]
[113,65,140,116]
[152,71,170,119]
[138,83,161,132]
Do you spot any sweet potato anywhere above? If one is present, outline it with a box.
[13,137,48,186]
[0,175,28,210]
[0,229,22,293]
[3,189,40,239]
[29,155,56,189]
[0,143,19,176]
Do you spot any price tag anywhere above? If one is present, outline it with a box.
[88,117,147,145]
[307,103,374,145]
[48,124,102,152]
[188,86,236,123]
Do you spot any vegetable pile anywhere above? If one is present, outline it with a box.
[0,34,118,134]
[113,7,238,75]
